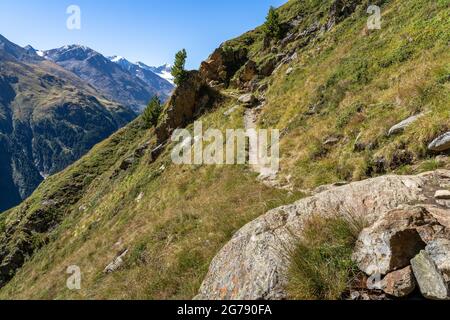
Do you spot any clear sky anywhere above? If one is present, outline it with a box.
[0,0,286,69]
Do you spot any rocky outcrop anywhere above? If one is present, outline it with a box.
[259,56,278,77]
[199,46,284,91]
[327,0,363,30]
[156,71,215,143]
[240,61,258,83]
[352,205,448,276]
[196,170,450,300]
[199,47,248,86]
[232,60,259,90]
[352,203,450,299]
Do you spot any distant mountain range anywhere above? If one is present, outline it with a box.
[0,34,173,212]
[36,46,174,112]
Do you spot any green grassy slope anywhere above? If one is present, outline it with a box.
[0,0,448,299]
[0,98,298,299]
[226,0,449,188]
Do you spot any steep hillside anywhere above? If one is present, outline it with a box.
[43,46,173,112]
[0,0,448,299]
[0,35,136,212]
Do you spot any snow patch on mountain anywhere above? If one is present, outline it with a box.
[111,55,125,63]
[150,64,174,85]
[111,57,175,85]
[155,70,174,84]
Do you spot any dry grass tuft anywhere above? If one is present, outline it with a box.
[286,214,365,300]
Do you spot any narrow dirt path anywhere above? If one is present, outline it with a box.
[243,107,279,187]
[222,89,291,190]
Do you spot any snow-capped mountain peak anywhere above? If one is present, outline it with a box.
[148,63,174,85]
[109,56,175,85]
[108,55,135,71]
[110,55,125,62]
[153,65,174,85]
[109,55,133,66]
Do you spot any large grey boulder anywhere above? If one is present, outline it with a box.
[411,251,449,300]
[196,170,450,300]
[388,113,425,136]
[428,132,450,152]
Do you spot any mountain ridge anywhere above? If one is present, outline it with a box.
[41,45,174,112]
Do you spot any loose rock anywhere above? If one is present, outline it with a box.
[120,157,136,170]
[388,113,425,136]
[135,192,144,203]
[425,238,450,282]
[381,266,416,298]
[428,132,450,152]
[238,93,257,106]
[436,155,448,164]
[224,105,239,116]
[411,251,449,300]
[104,249,129,274]
[435,190,450,200]
[323,136,340,146]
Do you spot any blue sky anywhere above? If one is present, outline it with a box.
[0,0,286,68]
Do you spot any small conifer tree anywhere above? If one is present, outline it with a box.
[263,6,282,39]
[142,96,162,128]
[171,49,187,86]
